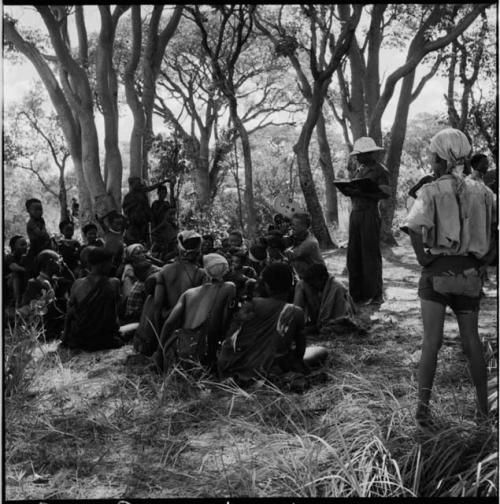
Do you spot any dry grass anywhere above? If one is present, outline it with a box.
[4,237,498,499]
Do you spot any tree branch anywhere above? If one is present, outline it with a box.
[410,53,443,102]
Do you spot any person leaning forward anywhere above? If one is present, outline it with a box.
[346,137,390,305]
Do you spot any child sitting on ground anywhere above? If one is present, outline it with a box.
[57,219,81,276]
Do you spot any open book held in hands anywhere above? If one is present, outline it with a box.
[334,177,390,199]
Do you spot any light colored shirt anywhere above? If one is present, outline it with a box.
[403,174,496,259]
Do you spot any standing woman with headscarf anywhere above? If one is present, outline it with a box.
[402,128,496,427]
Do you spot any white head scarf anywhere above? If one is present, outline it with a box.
[125,243,145,262]
[429,128,471,174]
[203,253,229,281]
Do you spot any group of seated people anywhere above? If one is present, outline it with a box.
[5,205,356,386]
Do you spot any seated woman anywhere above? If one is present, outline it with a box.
[124,260,160,324]
[153,253,236,372]
[294,263,357,337]
[119,243,147,298]
[402,128,496,427]
[62,248,124,352]
[218,263,327,385]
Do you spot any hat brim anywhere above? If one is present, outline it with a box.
[349,146,385,156]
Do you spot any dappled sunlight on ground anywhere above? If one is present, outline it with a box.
[5,234,497,499]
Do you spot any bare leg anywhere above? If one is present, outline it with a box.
[417,299,446,420]
[455,309,488,418]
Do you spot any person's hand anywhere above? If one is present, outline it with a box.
[478,264,488,281]
[417,251,436,267]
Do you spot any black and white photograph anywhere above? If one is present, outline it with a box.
[3,4,498,499]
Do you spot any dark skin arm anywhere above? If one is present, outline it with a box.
[144,178,170,192]
[409,229,436,267]
[408,175,435,199]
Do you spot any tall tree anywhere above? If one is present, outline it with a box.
[188,5,259,237]
[444,10,494,155]
[123,5,183,180]
[256,4,362,248]
[6,90,76,222]
[152,13,300,209]
[3,6,132,220]
[330,3,491,244]
[255,5,347,227]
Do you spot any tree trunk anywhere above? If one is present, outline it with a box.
[233,143,245,231]
[380,69,416,246]
[141,5,183,182]
[58,167,69,222]
[124,6,145,178]
[3,18,96,218]
[346,42,367,140]
[96,6,123,209]
[72,157,93,225]
[195,130,211,209]
[315,112,338,225]
[231,107,257,238]
[293,86,336,249]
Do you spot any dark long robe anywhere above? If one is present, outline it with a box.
[218,297,305,382]
[62,276,122,351]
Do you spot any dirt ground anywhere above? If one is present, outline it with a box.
[5,233,498,499]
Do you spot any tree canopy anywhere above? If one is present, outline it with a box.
[3,3,495,245]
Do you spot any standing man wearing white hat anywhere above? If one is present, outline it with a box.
[347,137,391,305]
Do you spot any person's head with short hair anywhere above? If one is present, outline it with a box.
[261,263,294,297]
[128,176,142,191]
[303,263,330,292]
[249,244,267,263]
[37,249,62,277]
[10,235,28,256]
[201,233,215,255]
[227,230,243,249]
[25,198,43,219]
[203,253,229,282]
[471,153,489,175]
[80,246,95,270]
[59,219,74,239]
[265,230,286,253]
[107,211,125,233]
[82,223,99,244]
[230,250,247,271]
[157,185,168,200]
[133,260,152,282]
[88,247,114,276]
[291,212,311,235]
